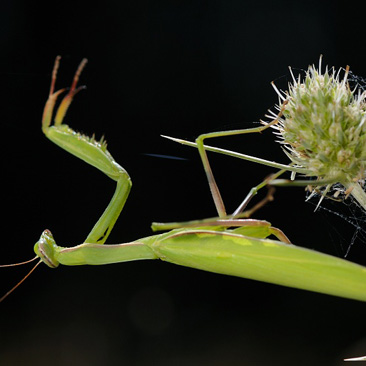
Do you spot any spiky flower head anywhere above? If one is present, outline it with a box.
[267,57,366,209]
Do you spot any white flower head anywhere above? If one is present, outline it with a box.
[266,57,366,209]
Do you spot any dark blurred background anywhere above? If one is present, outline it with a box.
[1,1,366,365]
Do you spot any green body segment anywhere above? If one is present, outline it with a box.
[148,229,366,302]
[40,227,366,302]
[56,242,157,265]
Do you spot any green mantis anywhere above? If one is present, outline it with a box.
[3,56,366,303]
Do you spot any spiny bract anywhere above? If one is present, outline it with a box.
[266,57,366,208]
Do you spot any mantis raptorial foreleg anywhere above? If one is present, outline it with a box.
[42,56,131,244]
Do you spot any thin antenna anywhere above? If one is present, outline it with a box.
[0,256,38,267]
[0,260,42,303]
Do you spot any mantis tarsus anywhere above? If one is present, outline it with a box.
[2,57,366,304]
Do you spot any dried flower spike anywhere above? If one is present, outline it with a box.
[266,57,366,210]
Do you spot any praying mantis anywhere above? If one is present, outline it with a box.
[3,56,366,303]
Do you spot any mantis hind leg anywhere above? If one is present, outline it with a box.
[42,56,131,244]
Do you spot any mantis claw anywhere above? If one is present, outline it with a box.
[42,56,88,130]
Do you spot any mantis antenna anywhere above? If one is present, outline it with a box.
[0,256,38,267]
[0,258,41,302]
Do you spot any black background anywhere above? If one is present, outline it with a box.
[1,1,366,365]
